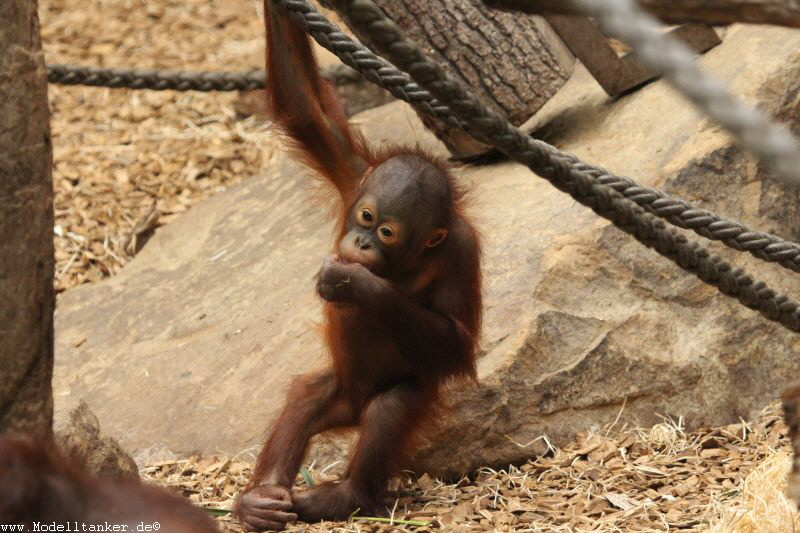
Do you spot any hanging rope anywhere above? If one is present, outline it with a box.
[267,0,800,276]
[44,2,800,332]
[276,0,800,333]
[46,10,800,274]
[573,0,800,185]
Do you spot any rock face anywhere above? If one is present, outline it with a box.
[55,401,139,480]
[55,25,800,477]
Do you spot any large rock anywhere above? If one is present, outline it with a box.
[55,25,800,476]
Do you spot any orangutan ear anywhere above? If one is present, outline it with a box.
[426,228,448,248]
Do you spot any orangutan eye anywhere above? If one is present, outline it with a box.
[358,208,374,226]
[377,224,398,245]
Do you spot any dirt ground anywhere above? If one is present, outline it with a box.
[39,0,800,531]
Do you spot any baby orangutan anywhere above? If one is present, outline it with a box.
[235,2,482,530]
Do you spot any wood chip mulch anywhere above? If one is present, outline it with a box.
[142,406,793,532]
[40,0,277,292]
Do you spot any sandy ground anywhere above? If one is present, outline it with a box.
[39,0,800,531]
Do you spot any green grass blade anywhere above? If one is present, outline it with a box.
[351,516,431,526]
[203,507,232,516]
[300,465,315,486]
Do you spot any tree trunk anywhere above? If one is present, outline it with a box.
[338,0,575,158]
[0,0,55,439]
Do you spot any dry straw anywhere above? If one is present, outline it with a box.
[140,405,795,532]
[707,450,800,533]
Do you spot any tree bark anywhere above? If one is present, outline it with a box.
[337,0,575,158]
[484,0,800,28]
[0,0,55,439]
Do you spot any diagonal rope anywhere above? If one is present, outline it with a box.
[573,0,800,186]
[276,0,800,333]
[273,0,800,275]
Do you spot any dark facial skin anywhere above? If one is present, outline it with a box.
[337,155,449,278]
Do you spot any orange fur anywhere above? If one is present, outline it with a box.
[236,2,482,529]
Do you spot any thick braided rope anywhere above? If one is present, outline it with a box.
[278,0,800,275]
[273,4,465,129]
[287,0,800,332]
[48,62,381,92]
[47,64,267,92]
[561,156,800,272]
[574,0,800,185]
